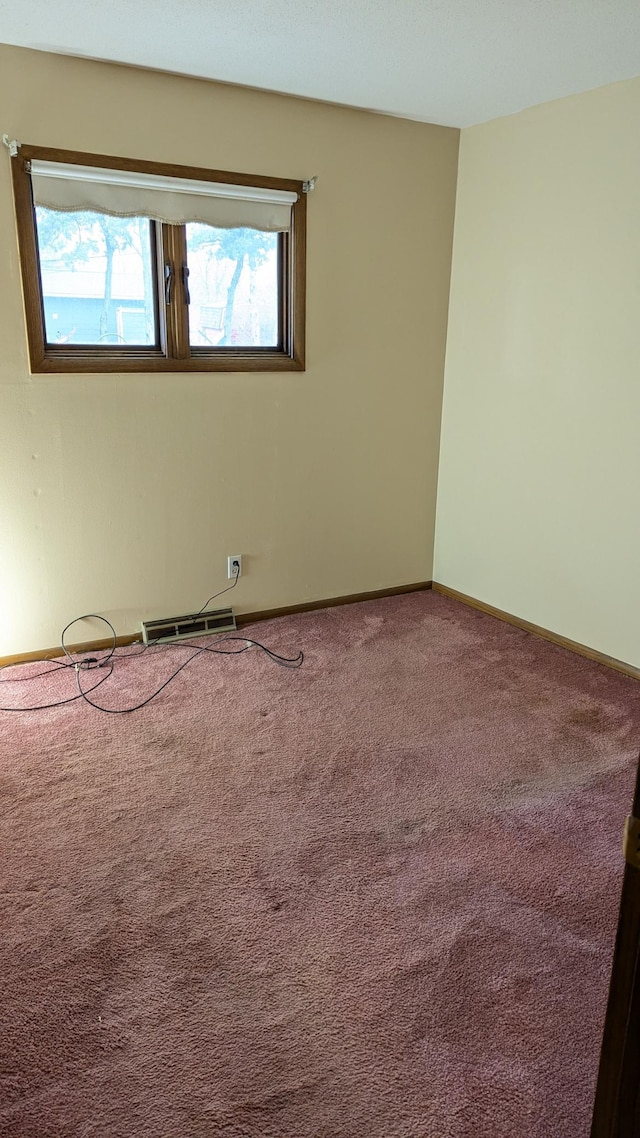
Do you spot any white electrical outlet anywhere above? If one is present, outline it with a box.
[227,555,242,579]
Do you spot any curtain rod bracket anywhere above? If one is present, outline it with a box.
[2,135,21,158]
[302,176,318,194]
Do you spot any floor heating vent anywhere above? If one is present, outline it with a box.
[141,607,236,645]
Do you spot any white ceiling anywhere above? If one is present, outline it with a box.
[1,0,640,127]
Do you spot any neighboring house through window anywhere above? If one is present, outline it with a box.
[10,145,307,373]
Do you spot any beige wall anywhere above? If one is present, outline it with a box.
[434,77,640,667]
[0,45,458,656]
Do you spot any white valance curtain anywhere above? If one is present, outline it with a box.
[30,160,298,232]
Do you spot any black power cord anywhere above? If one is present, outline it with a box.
[195,560,240,616]
[61,612,119,665]
[73,636,302,715]
[0,660,115,712]
[0,589,303,714]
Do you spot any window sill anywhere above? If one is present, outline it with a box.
[29,349,305,374]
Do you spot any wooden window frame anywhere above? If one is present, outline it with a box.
[11,144,306,374]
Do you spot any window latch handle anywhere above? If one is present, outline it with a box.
[164,262,173,305]
[182,264,190,305]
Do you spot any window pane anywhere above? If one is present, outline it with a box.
[35,209,157,346]
[185,225,279,348]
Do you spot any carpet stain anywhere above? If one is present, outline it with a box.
[0,591,639,1138]
[568,704,615,732]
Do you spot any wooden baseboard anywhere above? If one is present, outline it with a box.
[4,581,637,684]
[0,633,142,670]
[236,581,433,627]
[433,582,640,683]
[0,582,433,669]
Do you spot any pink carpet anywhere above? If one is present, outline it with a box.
[1,591,639,1137]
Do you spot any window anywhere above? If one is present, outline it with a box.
[11,145,307,373]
